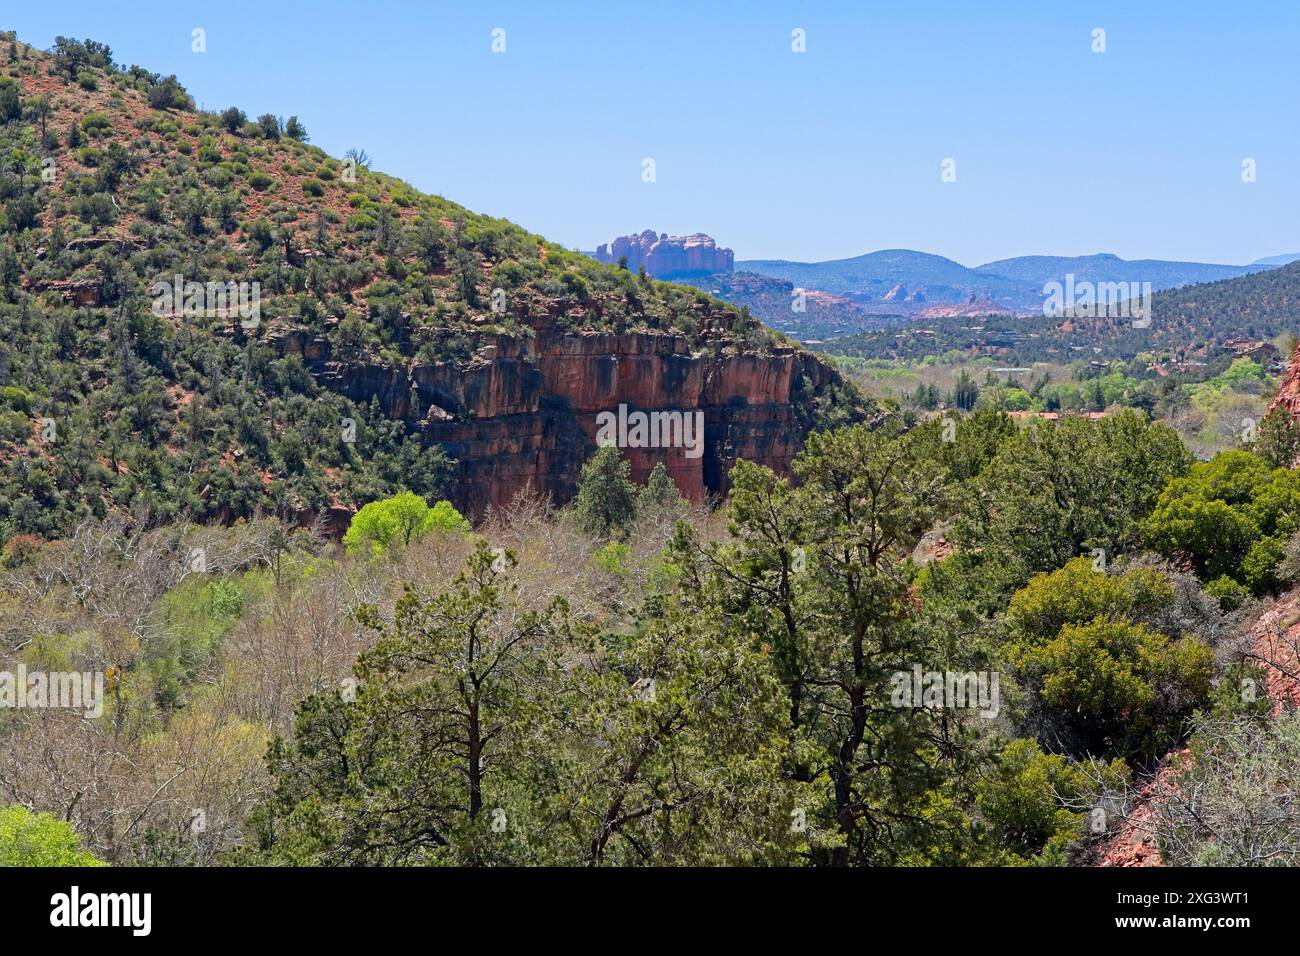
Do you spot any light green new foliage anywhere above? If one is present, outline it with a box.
[343,492,469,556]
[0,805,105,867]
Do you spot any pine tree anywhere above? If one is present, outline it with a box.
[574,445,637,537]
[636,461,682,515]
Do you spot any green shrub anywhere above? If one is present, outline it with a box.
[0,806,105,866]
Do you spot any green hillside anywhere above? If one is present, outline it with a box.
[0,34,788,542]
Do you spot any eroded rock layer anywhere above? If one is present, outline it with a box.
[268,317,837,517]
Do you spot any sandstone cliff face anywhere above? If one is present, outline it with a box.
[594,230,735,278]
[268,317,837,518]
[1268,342,1300,423]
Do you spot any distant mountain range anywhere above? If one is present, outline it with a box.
[734,249,1293,318]
[588,232,1300,340]
[1251,253,1300,267]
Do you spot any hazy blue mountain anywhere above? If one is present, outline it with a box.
[736,249,1027,313]
[1251,252,1300,266]
[736,248,1288,315]
[975,253,1272,290]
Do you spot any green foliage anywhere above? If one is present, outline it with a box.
[0,77,20,123]
[671,425,998,865]
[146,74,190,110]
[219,106,247,133]
[245,540,798,865]
[1006,559,1214,761]
[1204,575,1250,611]
[1144,450,1300,594]
[0,805,106,866]
[974,739,1127,865]
[1006,557,1174,651]
[1208,662,1272,720]
[1255,404,1300,468]
[149,575,252,706]
[284,116,307,142]
[957,411,1193,596]
[573,446,637,538]
[256,114,281,139]
[342,492,468,556]
[635,461,685,517]
[1021,618,1212,761]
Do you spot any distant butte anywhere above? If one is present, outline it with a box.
[594,230,734,278]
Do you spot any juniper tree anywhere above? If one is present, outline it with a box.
[573,445,637,538]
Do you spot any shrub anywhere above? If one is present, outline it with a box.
[256,113,281,140]
[0,806,105,866]
[220,106,247,133]
[81,111,112,134]
[975,739,1127,865]
[1144,450,1300,594]
[147,74,190,110]
[1020,618,1213,761]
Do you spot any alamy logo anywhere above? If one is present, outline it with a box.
[0,666,103,718]
[50,887,151,936]
[890,664,1000,718]
[1042,273,1152,327]
[151,274,261,328]
[595,404,704,459]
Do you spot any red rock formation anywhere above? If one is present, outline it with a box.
[269,315,838,518]
[1268,341,1300,421]
[594,230,734,277]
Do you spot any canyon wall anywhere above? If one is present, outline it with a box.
[268,317,838,518]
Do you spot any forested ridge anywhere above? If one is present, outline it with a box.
[0,33,805,544]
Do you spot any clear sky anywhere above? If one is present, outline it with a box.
[6,1,1298,265]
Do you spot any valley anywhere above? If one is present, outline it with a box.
[0,16,1298,892]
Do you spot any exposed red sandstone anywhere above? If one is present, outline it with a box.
[594,229,734,277]
[267,315,838,518]
[1267,341,1300,422]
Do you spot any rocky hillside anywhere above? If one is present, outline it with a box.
[673,270,900,342]
[0,34,851,541]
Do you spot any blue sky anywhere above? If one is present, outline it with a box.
[6,1,1298,265]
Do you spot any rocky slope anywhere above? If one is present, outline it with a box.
[1093,595,1300,867]
[1268,341,1300,421]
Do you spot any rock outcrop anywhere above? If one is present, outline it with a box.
[268,314,838,518]
[1268,341,1300,422]
[594,230,734,278]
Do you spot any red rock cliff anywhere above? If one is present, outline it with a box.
[269,316,839,518]
[1268,341,1300,424]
